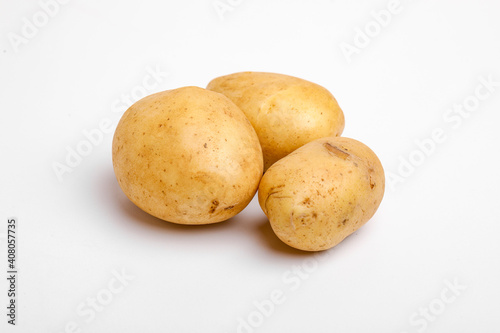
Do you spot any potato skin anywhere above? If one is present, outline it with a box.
[207,72,345,171]
[258,137,384,251]
[112,86,263,225]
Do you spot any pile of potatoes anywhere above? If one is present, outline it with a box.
[112,72,385,251]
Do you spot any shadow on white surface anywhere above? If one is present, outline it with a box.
[253,219,321,257]
[102,166,325,258]
[106,175,235,234]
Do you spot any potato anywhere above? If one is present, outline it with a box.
[112,86,263,225]
[258,137,384,251]
[207,72,345,170]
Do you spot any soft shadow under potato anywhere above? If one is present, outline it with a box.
[254,218,321,257]
[106,167,236,234]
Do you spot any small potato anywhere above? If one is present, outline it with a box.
[207,72,345,170]
[258,137,384,251]
[112,86,263,225]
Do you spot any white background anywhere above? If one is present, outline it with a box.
[1,0,500,332]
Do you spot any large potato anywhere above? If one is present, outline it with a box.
[258,137,384,251]
[207,72,345,170]
[112,86,263,225]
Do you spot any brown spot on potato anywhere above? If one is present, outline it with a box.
[204,143,208,148]
[224,205,235,210]
[209,200,219,214]
[370,175,375,189]
[324,143,350,160]
[264,190,291,213]
[268,184,285,192]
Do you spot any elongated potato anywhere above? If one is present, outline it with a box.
[112,86,263,225]
[258,137,384,251]
[207,72,345,170]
